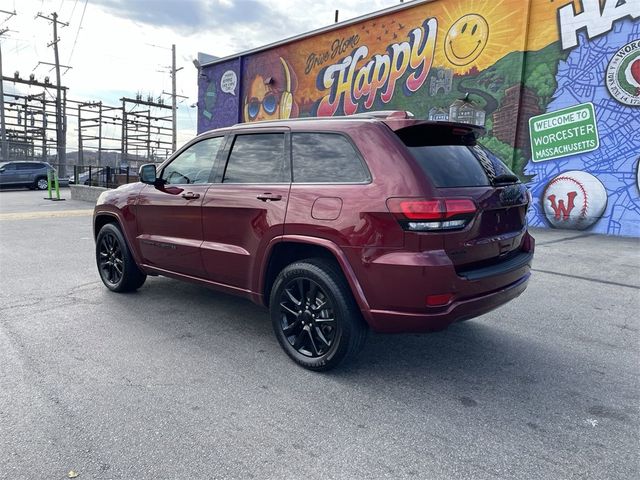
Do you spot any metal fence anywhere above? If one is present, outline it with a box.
[51,164,138,189]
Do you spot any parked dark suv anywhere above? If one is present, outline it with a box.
[93,111,534,370]
[0,161,54,190]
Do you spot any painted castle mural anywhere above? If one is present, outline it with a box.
[197,0,640,237]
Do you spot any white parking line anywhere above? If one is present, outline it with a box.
[0,209,93,221]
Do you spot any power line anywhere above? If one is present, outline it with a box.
[67,0,88,65]
[68,0,80,23]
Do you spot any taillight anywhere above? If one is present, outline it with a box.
[387,198,477,231]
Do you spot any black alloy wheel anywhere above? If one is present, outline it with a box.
[270,258,368,371]
[95,223,146,292]
[279,277,337,358]
[98,231,124,286]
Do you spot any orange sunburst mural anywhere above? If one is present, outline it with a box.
[436,0,528,73]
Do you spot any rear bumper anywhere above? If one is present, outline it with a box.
[347,231,534,333]
[365,272,530,333]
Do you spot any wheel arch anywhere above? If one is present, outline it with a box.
[260,236,371,321]
[93,210,145,269]
[93,212,119,239]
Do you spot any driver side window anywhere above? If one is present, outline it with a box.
[162,137,223,185]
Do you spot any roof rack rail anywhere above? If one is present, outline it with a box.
[350,110,415,119]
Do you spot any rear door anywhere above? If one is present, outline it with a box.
[397,125,529,268]
[135,135,225,277]
[201,130,290,290]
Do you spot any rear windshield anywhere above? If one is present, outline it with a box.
[408,145,490,188]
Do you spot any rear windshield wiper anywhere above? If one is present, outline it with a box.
[492,174,519,185]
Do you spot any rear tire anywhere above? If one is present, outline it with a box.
[96,223,146,292]
[270,258,368,371]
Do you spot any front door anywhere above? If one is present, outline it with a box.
[0,163,19,186]
[201,131,290,290]
[136,136,225,278]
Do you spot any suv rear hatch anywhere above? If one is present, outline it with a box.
[387,121,530,272]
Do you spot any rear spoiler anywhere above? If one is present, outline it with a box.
[385,120,485,147]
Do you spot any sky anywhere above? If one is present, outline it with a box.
[0,0,404,152]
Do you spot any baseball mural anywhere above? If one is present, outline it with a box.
[197,0,640,237]
[542,171,608,230]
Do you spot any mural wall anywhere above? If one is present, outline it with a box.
[198,58,241,133]
[197,0,640,237]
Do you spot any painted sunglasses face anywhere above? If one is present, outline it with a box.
[247,93,279,119]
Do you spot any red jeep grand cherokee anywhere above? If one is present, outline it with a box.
[94,111,534,371]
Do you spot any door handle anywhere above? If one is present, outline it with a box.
[256,193,282,202]
[181,192,200,200]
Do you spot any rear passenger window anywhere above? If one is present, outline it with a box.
[223,133,287,183]
[292,133,369,183]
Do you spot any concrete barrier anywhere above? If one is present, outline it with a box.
[70,185,108,203]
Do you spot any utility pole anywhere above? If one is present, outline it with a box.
[121,98,127,166]
[97,102,103,165]
[0,9,16,160]
[169,44,183,152]
[77,103,83,166]
[172,44,176,151]
[0,30,7,160]
[171,45,181,152]
[36,12,68,173]
[152,43,182,154]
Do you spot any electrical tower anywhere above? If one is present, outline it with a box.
[77,101,122,167]
[0,8,16,160]
[1,74,66,162]
[121,95,173,168]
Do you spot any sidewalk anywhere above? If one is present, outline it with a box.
[0,188,92,215]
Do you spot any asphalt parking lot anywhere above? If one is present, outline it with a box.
[0,189,638,480]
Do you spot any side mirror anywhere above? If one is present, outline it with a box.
[139,164,157,184]
[0,168,5,173]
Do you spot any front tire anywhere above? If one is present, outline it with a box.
[35,177,48,190]
[96,223,146,292]
[270,258,368,371]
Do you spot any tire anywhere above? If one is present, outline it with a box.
[269,258,368,371]
[35,177,48,190]
[96,223,146,292]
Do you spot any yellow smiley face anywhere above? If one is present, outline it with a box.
[444,14,489,67]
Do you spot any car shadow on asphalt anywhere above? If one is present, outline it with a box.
[137,276,588,395]
[108,275,640,431]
